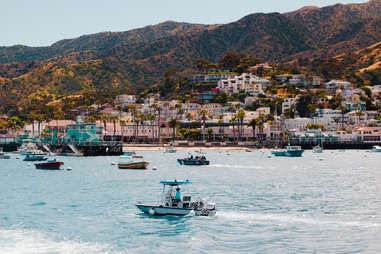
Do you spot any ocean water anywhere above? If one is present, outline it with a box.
[1,150,381,253]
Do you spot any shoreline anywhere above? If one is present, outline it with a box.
[122,146,269,151]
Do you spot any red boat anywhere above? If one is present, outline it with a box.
[35,160,64,170]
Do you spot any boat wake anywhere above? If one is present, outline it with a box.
[209,164,264,169]
[0,228,123,254]
[217,211,381,229]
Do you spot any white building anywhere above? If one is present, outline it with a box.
[115,94,136,108]
[191,73,236,84]
[326,80,351,90]
[282,98,298,113]
[288,75,306,86]
[217,73,270,96]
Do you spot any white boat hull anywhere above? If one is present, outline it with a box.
[137,204,192,216]
[136,204,216,216]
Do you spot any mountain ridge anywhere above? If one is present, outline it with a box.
[0,0,380,105]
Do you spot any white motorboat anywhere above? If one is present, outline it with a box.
[312,145,323,153]
[164,148,177,153]
[371,146,381,152]
[0,148,10,159]
[136,180,216,216]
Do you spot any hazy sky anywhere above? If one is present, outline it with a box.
[2,0,369,47]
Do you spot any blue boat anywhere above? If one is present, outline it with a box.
[23,154,48,161]
[271,146,304,157]
[177,154,209,165]
[123,151,136,156]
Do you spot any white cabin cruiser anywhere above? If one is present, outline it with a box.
[136,180,216,216]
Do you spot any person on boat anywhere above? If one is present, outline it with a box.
[175,187,181,201]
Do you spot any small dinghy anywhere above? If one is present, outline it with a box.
[136,180,216,216]
[117,155,149,169]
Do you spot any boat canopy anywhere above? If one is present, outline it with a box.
[160,180,192,186]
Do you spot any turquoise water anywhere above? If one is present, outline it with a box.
[1,150,381,253]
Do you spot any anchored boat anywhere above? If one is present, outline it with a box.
[164,148,177,153]
[35,159,64,170]
[371,145,381,152]
[117,155,149,169]
[23,153,48,161]
[177,153,209,165]
[312,145,323,153]
[271,146,304,157]
[0,148,10,159]
[136,180,216,216]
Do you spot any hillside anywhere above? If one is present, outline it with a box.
[0,0,380,106]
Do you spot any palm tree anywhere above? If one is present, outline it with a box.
[100,115,108,134]
[128,105,137,140]
[199,109,208,141]
[29,112,38,137]
[53,109,64,143]
[168,118,179,143]
[235,110,246,140]
[257,115,265,145]
[86,115,97,123]
[333,117,340,132]
[111,115,119,135]
[147,114,156,142]
[217,114,224,140]
[120,120,126,139]
[163,102,169,121]
[6,116,25,136]
[35,114,44,137]
[339,105,347,130]
[229,115,237,141]
[355,110,364,126]
[248,118,259,141]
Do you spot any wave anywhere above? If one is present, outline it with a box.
[0,228,123,254]
[218,211,381,228]
[209,164,264,169]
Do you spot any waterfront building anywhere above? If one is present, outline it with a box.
[64,118,102,144]
[290,129,339,144]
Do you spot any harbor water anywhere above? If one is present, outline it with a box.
[1,150,381,253]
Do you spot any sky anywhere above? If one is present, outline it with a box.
[2,0,369,47]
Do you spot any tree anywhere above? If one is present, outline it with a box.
[219,51,246,71]
[355,110,364,126]
[339,105,347,130]
[248,118,259,141]
[235,110,246,140]
[6,116,25,136]
[120,120,126,138]
[53,109,64,142]
[207,128,214,141]
[168,118,179,143]
[194,58,215,72]
[100,115,109,134]
[111,115,119,135]
[199,109,208,140]
[296,93,314,117]
[257,115,266,144]
[229,115,237,141]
